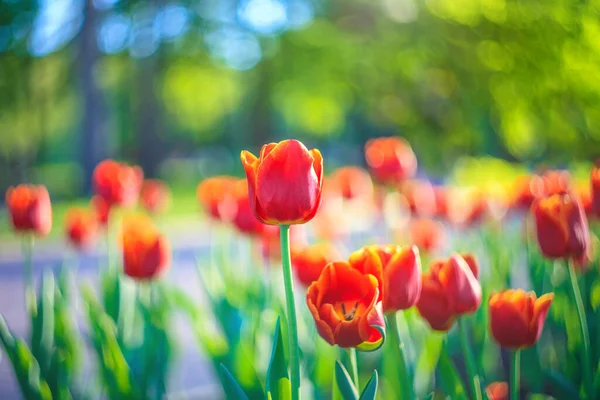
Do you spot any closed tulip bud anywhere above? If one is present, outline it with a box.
[65,207,97,250]
[292,243,343,287]
[306,261,386,350]
[592,166,600,218]
[485,382,508,400]
[93,160,143,207]
[348,244,422,312]
[329,166,374,201]
[489,289,553,349]
[532,193,590,262]
[365,137,417,185]
[416,254,481,331]
[409,218,445,253]
[121,215,171,281]
[196,176,238,221]
[5,185,52,236]
[241,140,323,225]
[140,179,171,214]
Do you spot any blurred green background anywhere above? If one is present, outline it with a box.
[2,0,600,199]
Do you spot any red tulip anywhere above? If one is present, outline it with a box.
[445,187,488,227]
[306,261,385,350]
[489,289,553,349]
[91,195,111,227]
[541,170,571,197]
[365,137,417,185]
[65,207,98,249]
[292,243,343,287]
[348,245,422,312]
[121,215,171,280]
[416,254,481,331]
[485,382,508,400]
[592,166,600,218]
[401,180,437,216]
[93,160,143,207]
[409,218,445,253]
[240,140,323,225]
[140,179,171,214]
[328,166,374,201]
[532,193,589,262]
[229,179,269,236]
[5,185,52,236]
[511,175,544,210]
[196,176,238,221]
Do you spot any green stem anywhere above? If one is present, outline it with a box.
[458,318,482,400]
[568,260,594,399]
[22,235,36,316]
[280,225,300,400]
[388,312,413,400]
[510,349,520,400]
[347,348,359,391]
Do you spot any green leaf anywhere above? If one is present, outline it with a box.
[437,345,468,400]
[544,370,580,399]
[358,370,378,400]
[335,360,359,400]
[422,393,435,400]
[266,317,291,400]
[219,364,249,400]
[30,272,55,376]
[591,280,600,312]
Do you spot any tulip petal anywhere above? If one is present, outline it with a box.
[489,292,531,348]
[529,293,554,345]
[240,151,273,224]
[356,300,386,352]
[383,245,421,311]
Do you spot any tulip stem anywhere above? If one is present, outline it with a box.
[458,318,482,400]
[568,260,594,399]
[347,348,359,391]
[510,349,520,400]
[279,225,300,400]
[22,235,36,316]
[388,312,413,400]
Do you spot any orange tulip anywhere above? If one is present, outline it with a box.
[93,160,143,207]
[532,193,589,261]
[328,166,374,201]
[485,382,508,400]
[365,137,417,185]
[196,176,238,221]
[541,170,571,197]
[121,215,171,280]
[348,245,421,312]
[306,261,385,350]
[91,195,110,227]
[416,254,481,331]
[140,179,171,214]
[489,289,553,349]
[433,185,448,218]
[229,179,269,236]
[5,185,52,236]
[240,140,323,225]
[292,243,343,287]
[511,175,544,210]
[592,166,600,218]
[401,180,437,217]
[409,218,445,253]
[65,207,98,249]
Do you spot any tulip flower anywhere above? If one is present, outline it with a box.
[365,136,417,185]
[409,218,445,253]
[541,170,571,196]
[445,187,488,227]
[592,166,600,218]
[121,215,171,280]
[401,180,437,216]
[65,207,98,250]
[196,176,238,221]
[291,243,343,287]
[229,179,269,236]
[91,195,110,227]
[416,254,481,331]
[328,166,374,201]
[433,185,448,218]
[93,159,143,207]
[348,245,421,312]
[531,193,589,262]
[488,289,553,349]
[510,175,544,210]
[306,261,385,350]
[485,382,508,400]
[140,179,171,214]
[5,185,52,236]
[240,139,323,225]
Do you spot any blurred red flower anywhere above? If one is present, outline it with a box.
[416,254,481,331]
[120,215,170,280]
[401,180,437,217]
[240,139,323,225]
[65,207,98,250]
[365,137,417,185]
[489,289,553,349]
[306,261,385,350]
[409,218,445,253]
[348,245,422,312]
[532,193,589,263]
[196,176,238,221]
[510,175,544,210]
[91,195,111,227]
[292,243,343,287]
[592,166,600,218]
[140,179,171,215]
[5,185,52,236]
[93,160,143,207]
[485,382,508,400]
[328,166,374,201]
